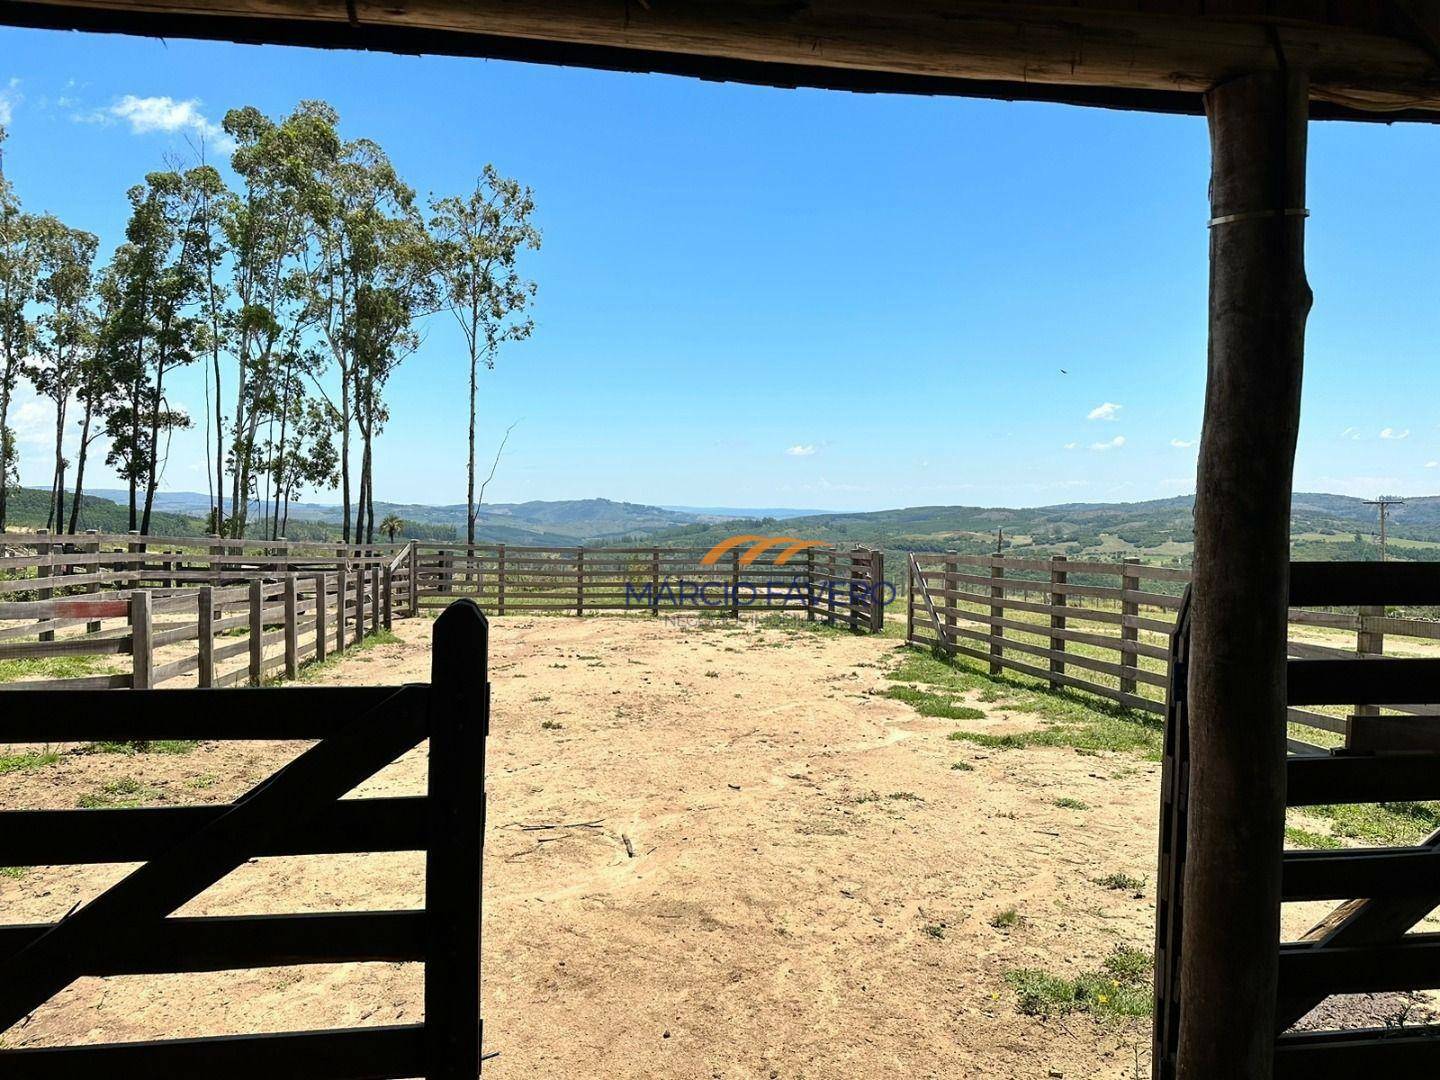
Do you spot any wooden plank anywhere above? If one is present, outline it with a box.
[424,599,488,1078]
[1287,753,1440,806]
[1288,658,1440,705]
[0,1023,425,1079]
[0,910,426,973]
[1274,1027,1440,1076]
[1283,845,1440,901]
[0,636,130,659]
[1290,561,1440,606]
[0,686,419,741]
[284,576,299,680]
[0,797,428,865]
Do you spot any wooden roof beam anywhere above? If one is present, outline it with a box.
[4,1,1440,122]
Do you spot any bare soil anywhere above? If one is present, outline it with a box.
[5,614,1178,1077]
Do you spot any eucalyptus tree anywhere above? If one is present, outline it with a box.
[429,166,540,545]
[103,168,210,532]
[300,127,434,544]
[68,279,125,533]
[0,126,40,532]
[221,102,337,538]
[26,216,99,529]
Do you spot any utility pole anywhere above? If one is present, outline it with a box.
[1365,495,1405,562]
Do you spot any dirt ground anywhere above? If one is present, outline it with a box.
[3,614,1180,1077]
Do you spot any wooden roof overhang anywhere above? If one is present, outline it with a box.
[4,1,1440,123]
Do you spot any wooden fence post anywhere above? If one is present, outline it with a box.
[383,566,394,630]
[576,547,585,616]
[85,530,102,633]
[848,549,862,632]
[497,544,506,616]
[424,599,489,1079]
[1120,557,1140,696]
[314,574,328,664]
[731,548,741,619]
[408,540,419,617]
[354,567,366,646]
[944,551,958,654]
[806,548,816,622]
[248,578,263,687]
[1049,556,1068,691]
[651,547,660,616]
[371,566,382,635]
[284,576,299,680]
[905,555,915,643]
[130,590,153,690]
[197,585,215,688]
[128,529,142,585]
[989,555,1005,676]
[36,529,52,642]
[1351,603,1385,746]
[869,549,885,632]
[336,565,348,656]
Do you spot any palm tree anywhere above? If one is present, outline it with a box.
[380,514,406,542]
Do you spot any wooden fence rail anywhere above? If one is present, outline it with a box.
[906,551,1440,749]
[0,568,390,692]
[411,542,887,630]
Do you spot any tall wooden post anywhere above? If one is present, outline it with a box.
[1120,557,1141,696]
[1178,69,1311,1080]
[424,599,489,1079]
[283,576,300,680]
[248,579,264,687]
[197,585,215,688]
[988,555,1005,676]
[36,530,52,642]
[576,546,585,616]
[336,565,348,655]
[130,590,153,690]
[85,530,102,634]
[1049,555,1068,691]
[1350,603,1384,746]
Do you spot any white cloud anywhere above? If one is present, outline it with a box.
[1090,435,1126,452]
[1426,461,1438,469]
[1380,427,1411,441]
[1063,442,1079,450]
[0,79,21,126]
[103,95,234,152]
[785,444,816,457]
[1170,438,1196,449]
[1087,402,1122,422]
[12,399,52,445]
[1341,427,1362,441]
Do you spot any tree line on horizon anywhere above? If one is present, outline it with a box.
[0,100,538,545]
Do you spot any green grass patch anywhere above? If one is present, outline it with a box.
[76,777,163,809]
[1005,945,1153,1020]
[989,907,1020,929]
[921,923,946,940]
[880,685,986,721]
[0,654,110,685]
[890,649,1162,759]
[950,761,975,772]
[540,720,563,731]
[1,866,27,880]
[1284,825,1343,850]
[84,740,198,756]
[0,750,61,774]
[1303,801,1440,846]
[1094,872,1146,892]
[293,628,402,683]
[1053,797,1090,811]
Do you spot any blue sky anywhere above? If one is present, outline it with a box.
[2,26,1438,512]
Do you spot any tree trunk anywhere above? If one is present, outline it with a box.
[212,346,224,536]
[467,347,477,546]
[340,360,352,545]
[68,401,94,534]
[49,399,67,531]
[0,375,12,532]
[1177,68,1311,1080]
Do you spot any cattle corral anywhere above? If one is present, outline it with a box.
[5,591,1437,1077]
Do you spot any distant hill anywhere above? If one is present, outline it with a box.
[11,489,1440,562]
[635,493,1440,566]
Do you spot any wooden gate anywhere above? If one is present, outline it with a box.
[0,600,489,1079]
[1154,563,1440,1077]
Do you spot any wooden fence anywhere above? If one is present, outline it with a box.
[906,551,1440,750]
[0,601,489,1078]
[412,542,888,630]
[0,533,420,691]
